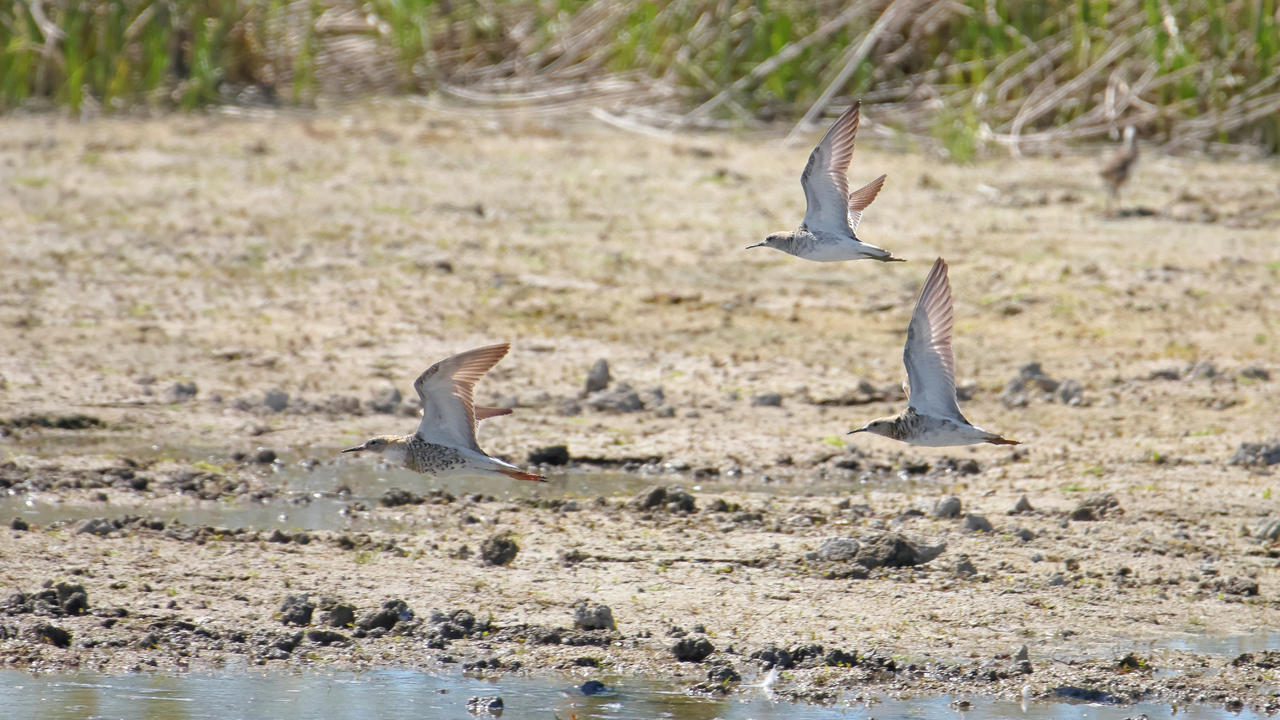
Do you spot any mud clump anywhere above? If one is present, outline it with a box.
[963,514,993,533]
[481,533,520,566]
[425,608,493,647]
[263,389,289,412]
[306,629,350,646]
[318,599,356,628]
[1232,651,1280,668]
[367,386,402,414]
[1000,363,1085,407]
[631,485,696,514]
[1010,644,1032,674]
[1239,366,1270,381]
[706,663,740,684]
[527,445,570,466]
[356,599,414,634]
[278,595,315,626]
[77,518,121,536]
[1070,493,1123,521]
[1228,441,1280,467]
[466,695,503,716]
[1252,518,1280,542]
[750,391,782,407]
[572,601,616,631]
[1117,652,1146,671]
[808,537,860,562]
[487,618,612,648]
[690,663,741,695]
[806,532,944,579]
[584,359,611,394]
[855,531,945,570]
[751,644,794,669]
[1207,577,1259,597]
[28,623,71,648]
[380,488,424,507]
[585,383,645,413]
[4,582,90,617]
[672,636,714,662]
[752,643,862,670]
[0,414,104,430]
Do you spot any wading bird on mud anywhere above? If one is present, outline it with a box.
[1100,125,1139,215]
[849,258,1018,447]
[749,101,903,263]
[343,344,545,482]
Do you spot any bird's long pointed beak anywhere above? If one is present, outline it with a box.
[341,444,366,453]
[847,427,868,435]
[745,242,766,250]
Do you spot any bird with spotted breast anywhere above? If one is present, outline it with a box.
[849,258,1017,446]
[748,101,903,262]
[342,343,545,482]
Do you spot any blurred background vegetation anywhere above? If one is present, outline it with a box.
[2,0,1278,155]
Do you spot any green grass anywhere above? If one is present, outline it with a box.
[2,1,1278,153]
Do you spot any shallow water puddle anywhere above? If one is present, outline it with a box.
[1145,631,1280,655]
[0,670,1266,720]
[0,493,384,533]
[0,437,935,533]
[4,431,941,497]
[0,464,670,533]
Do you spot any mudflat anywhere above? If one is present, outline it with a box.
[1,105,1278,710]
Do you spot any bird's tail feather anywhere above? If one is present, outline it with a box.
[863,244,905,262]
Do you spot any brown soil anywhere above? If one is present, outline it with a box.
[1,104,1278,711]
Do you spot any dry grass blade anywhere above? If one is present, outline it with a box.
[685,3,869,121]
[788,0,915,143]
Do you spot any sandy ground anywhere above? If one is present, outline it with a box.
[1,102,1280,710]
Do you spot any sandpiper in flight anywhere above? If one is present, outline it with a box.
[343,343,545,482]
[749,101,903,262]
[849,258,1018,446]
[1100,125,1138,214]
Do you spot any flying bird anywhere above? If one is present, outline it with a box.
[749,102,903,262]
[343,344,545,482]
[849,258,1017,446]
